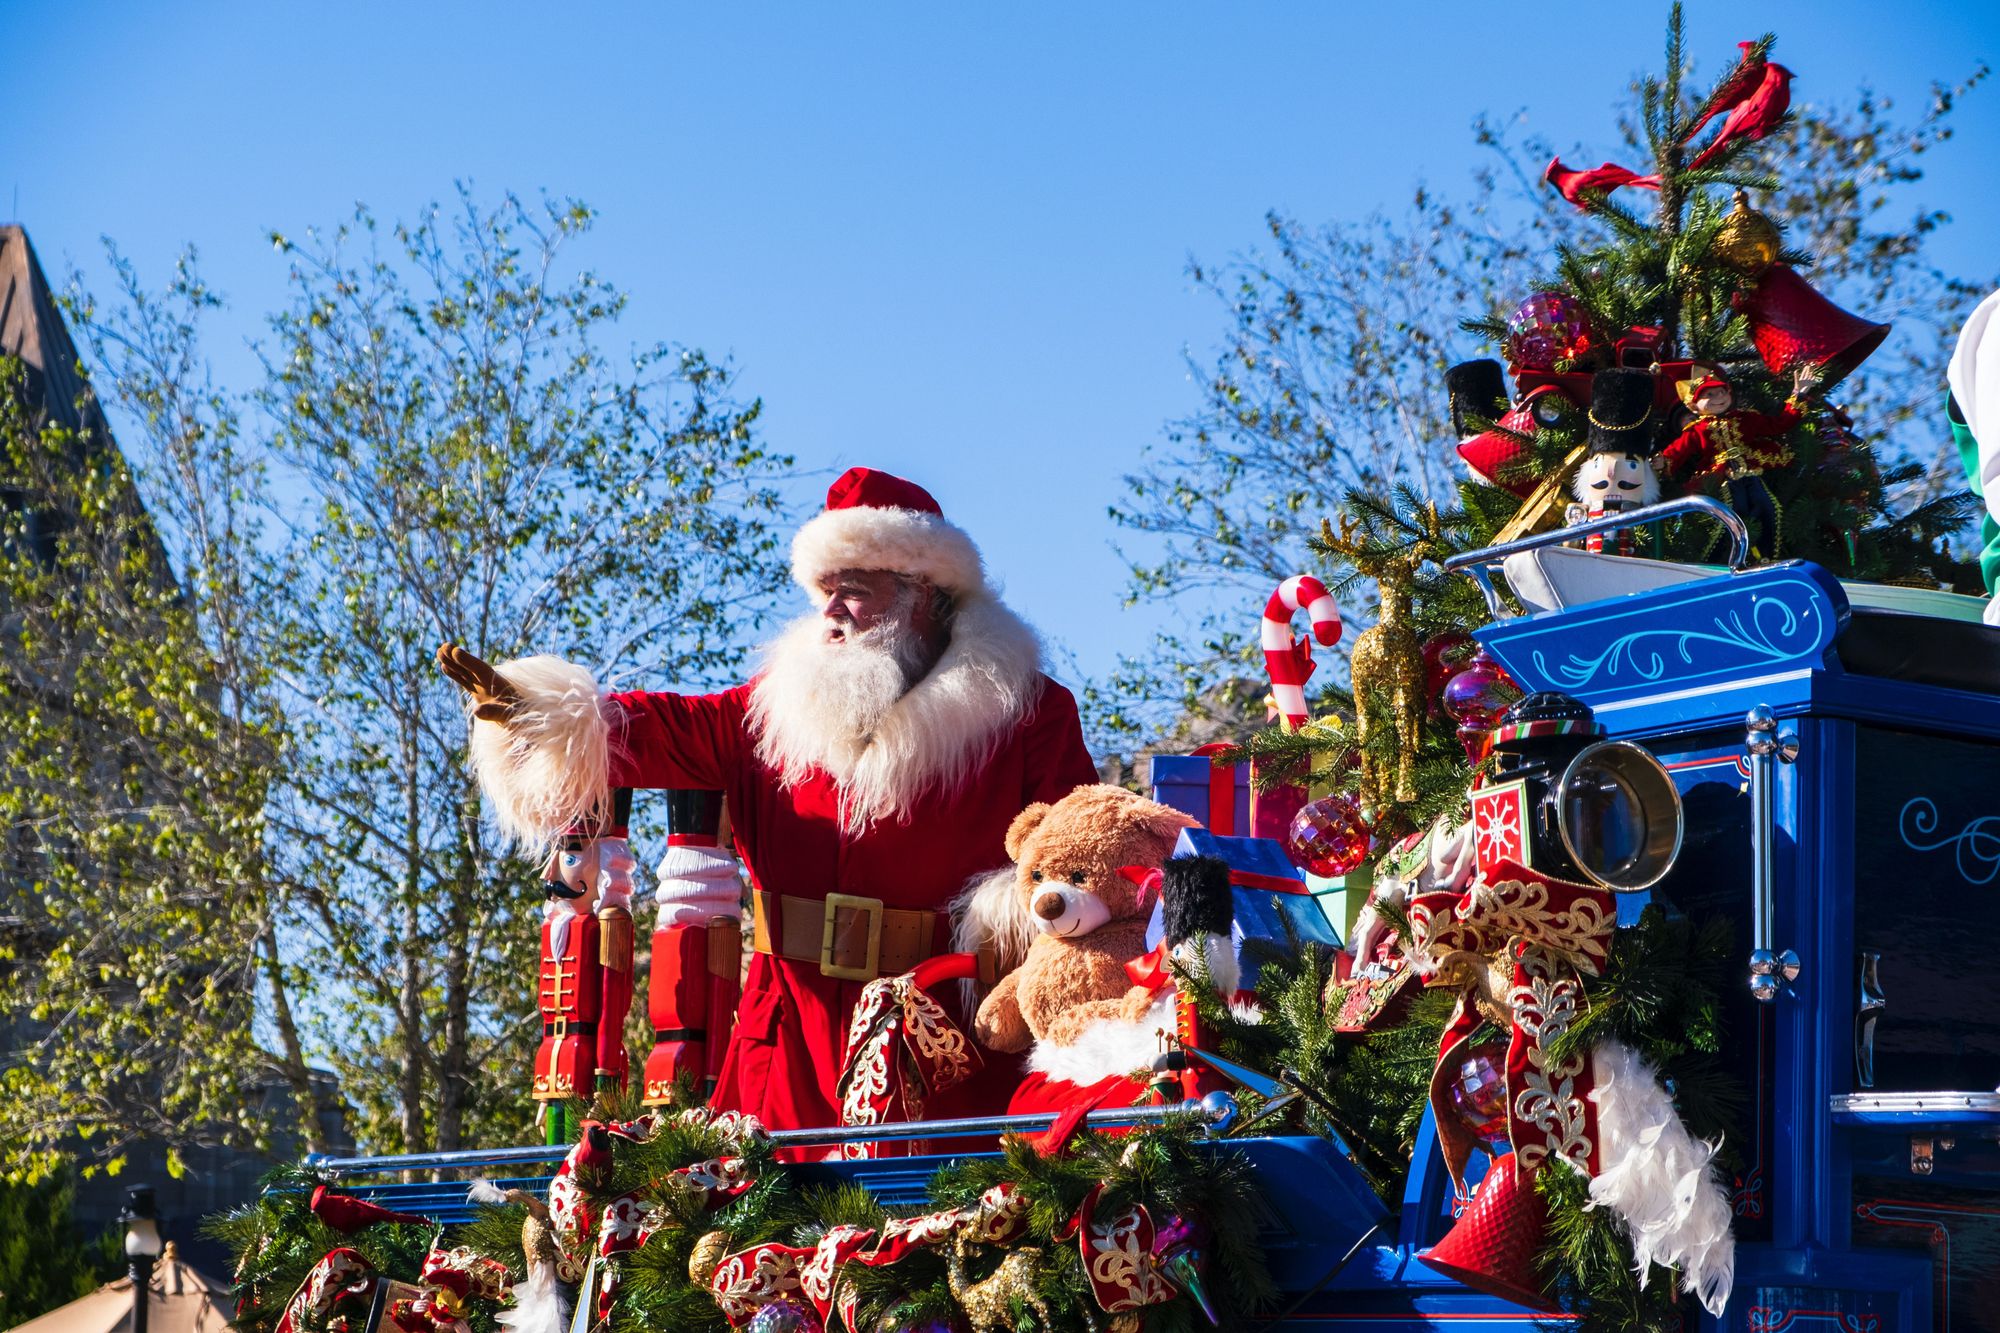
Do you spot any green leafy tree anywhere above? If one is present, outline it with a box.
[0,325,286,1181]
[0,1174,122,1327]
[251,191,790,1153]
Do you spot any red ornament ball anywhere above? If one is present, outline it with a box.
[1447,1041,1511,1146]
[1504,291,1593,372]
[747,1301,823,1333]
[1284,794,1373,878]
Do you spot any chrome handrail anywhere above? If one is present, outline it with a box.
[1440,494,1751,619]
[301,1094,1238,1178]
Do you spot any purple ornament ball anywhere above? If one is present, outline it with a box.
[1504,291,1590,372]
[747,1300,823,1333]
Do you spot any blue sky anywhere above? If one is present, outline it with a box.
[8,1,1999,686]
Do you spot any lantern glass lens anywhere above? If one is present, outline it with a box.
[1557,741,1683,891]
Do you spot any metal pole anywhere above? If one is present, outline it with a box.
[129,1254,153,1333]
[303,1094,1239,1178]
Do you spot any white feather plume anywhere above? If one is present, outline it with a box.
[1585,1038,1736,1317]
[466,1179,510,1206]
[495,1261,565,1333]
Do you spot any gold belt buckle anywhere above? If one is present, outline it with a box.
[548,1017,570,1038]
[819,892,883,981]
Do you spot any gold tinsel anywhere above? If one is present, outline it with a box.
[688,1230,731,1286]
[1325,516,1432,812]
[947,1240,1055,1333]
[1712,190,1780,276]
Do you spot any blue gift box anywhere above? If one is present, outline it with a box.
[1148,754,1251,835]
[1142,827,1344,992]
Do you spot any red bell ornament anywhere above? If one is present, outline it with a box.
[1285,794,1373,878]
[1736,263,1889,391]
[1421,1154,1558,1312]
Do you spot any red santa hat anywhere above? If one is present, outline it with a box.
[790,466,987,597]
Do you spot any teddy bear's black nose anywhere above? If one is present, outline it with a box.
[1032,889,1066,920]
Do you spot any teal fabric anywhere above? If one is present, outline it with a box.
[1949,390,2000,595]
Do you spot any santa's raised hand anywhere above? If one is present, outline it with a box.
[437,642,525,723]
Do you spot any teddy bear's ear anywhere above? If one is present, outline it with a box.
[1004,802,1054,863]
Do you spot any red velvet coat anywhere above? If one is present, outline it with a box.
[605,675,1098,1132]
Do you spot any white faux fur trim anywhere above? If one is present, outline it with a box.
[953,867,1034,974]
[1028,991,1174,1085]
[1584,1038,1736,1317]
[750,593,1044,828]
[791,504,986,596]
[467,655,615,853]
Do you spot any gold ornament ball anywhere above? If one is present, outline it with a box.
[1713,190,1781,276]
[688,1230,731,1286]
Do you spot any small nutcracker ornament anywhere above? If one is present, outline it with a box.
[1657,361,1813,558]
[534,789,638,1129]
[1564,367,1661,556]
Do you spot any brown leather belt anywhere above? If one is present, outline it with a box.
[751,890,939,982]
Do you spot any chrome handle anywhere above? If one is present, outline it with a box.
[1746,705,1801,1002]
[1441,495,1752,619]
[1856,950,1885,1089]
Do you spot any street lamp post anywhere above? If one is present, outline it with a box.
[118,1185,162,1333]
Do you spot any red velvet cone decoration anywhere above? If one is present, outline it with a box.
[1736,264,1889,390]
[309,1184,431,1233]
[1419,1155,1559,1312]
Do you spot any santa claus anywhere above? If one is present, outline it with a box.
[438,466,1098,1130]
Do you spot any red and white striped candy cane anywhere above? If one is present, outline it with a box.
[1262,575,1342,730]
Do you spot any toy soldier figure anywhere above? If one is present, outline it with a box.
[441,467,1098,1131]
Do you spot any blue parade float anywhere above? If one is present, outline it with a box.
[304,498,2000,1332]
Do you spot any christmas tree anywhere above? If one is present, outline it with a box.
[1229,6,1981,839]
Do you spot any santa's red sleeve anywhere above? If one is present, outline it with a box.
[605,686,750,790]
[1020,677,1101,804]
[466,655,749,852]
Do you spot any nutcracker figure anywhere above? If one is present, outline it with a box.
[1657,361,1814,558]
[1564,367,1661,556]
[533,789,637,1138]
[642,789,744,1104]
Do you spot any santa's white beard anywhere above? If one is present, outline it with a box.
[748,602,935,824]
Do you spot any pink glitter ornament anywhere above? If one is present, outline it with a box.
[1442,650,1521,765]
[1504,292,1593,373]
[1448,1041,1511,1147]
[1284,794,1373,878]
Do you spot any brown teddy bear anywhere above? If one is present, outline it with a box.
[970,784,1198,1089]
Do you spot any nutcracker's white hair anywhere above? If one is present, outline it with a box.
[749,590,1044,830]
[467,655,615,853]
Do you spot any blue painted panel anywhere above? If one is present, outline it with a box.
[1475,562,1848,712]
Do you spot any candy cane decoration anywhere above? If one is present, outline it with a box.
[1262,575,1342,730]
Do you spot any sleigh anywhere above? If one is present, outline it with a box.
[302,497,2000,1331]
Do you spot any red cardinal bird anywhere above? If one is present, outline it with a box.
[1543,157,1662,208]
[1685,42,1768,141]
[1687,59,1793,170]
[310,1183,431,1233]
